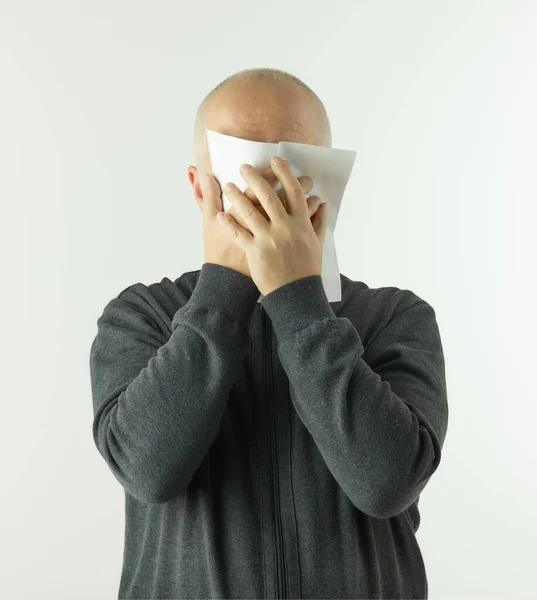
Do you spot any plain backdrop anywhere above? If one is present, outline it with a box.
[1,0,536,598]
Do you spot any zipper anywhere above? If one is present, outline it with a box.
[261,304,287,598]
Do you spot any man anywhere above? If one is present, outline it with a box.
[89,68,449,599]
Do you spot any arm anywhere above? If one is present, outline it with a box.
[260,275,449,519]
[89,263,260,504]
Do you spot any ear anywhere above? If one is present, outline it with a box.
[188,165,204,214]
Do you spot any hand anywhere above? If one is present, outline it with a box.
[202,165,323,279]
[202,171,251,278]
[216,156,329,296]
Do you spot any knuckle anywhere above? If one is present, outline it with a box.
[264,191,279,206]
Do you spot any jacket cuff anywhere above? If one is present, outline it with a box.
[259,275,338,341]
[181,262,261,326]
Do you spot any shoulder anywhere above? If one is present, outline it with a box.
[339,273,437,348]
[341,271,433,311]
[98,269,202,334]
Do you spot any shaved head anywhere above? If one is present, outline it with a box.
[188,68,332,225]
[192,68,332,172]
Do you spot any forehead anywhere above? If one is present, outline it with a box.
[205,85,319,145]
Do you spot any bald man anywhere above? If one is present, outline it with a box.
[90,68,449,600]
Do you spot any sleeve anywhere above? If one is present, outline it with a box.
[89,263,261,504]
[259,275,449,519]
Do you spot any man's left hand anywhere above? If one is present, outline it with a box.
[217,156,329,297]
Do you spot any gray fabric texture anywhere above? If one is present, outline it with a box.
[89,262,449,599]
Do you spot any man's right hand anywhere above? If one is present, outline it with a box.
[202,165,319,279]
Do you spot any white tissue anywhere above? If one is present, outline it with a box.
[205,128,357,303]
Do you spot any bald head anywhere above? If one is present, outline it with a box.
[192,68,332,173]
[188,69,332,223]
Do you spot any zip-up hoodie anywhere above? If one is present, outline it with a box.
[89,262,449,599]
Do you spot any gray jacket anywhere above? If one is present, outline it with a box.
[89,262,449,599]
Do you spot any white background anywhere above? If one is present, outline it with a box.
[1,0,536,598]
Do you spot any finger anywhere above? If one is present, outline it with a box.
[239,164,288,224]
[242,166,274,202]
[217,210,253,250]
[276,176,314,212]
[252,176,313,214]
[270,157,306,217]
[201,173,222,216]
[306,195,322,218]
[248,182,316,219]
[223,182,269,237]
[243,167,315,213]
[259,165,279,186]
[243,166,309,202]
